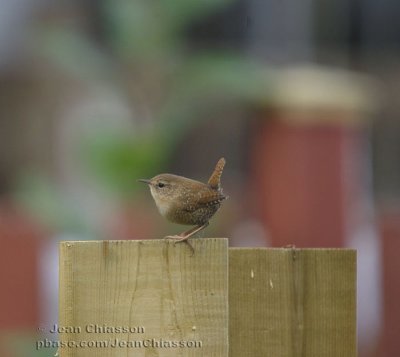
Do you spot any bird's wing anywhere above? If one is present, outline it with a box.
[183,188,227,212]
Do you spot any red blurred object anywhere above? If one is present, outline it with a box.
[379,208,400,356]
[0,199,43,331]
[252,117,361,247]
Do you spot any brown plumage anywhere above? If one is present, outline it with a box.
[138,158,227,253]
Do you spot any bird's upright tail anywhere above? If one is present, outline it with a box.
[208,158,226,190]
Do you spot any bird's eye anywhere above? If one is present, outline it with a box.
[157,182,165,188]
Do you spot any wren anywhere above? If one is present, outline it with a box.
[138,158,227,253]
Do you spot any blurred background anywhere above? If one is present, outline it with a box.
[0,0,399,355]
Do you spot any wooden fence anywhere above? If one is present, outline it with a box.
[59,239,356,356]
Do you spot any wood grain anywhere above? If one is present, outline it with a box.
[59,239,228,357]
[229,248,357,357]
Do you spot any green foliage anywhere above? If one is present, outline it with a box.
[102,0,232,58]
[35,0,271,199]
[14,174,88,234]
[81,130,169,194]
[39,27,113,81]
[5,332,58,357]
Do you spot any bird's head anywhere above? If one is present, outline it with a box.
[137,174,186,216]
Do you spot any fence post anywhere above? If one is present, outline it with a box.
[59,242,356,356]
[229,248,357,356]
[59,239,229,356]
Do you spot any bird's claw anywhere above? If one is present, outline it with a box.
[164,235,183,240]
[164,235,194,255]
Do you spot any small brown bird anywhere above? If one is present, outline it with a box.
[138,158,227,253]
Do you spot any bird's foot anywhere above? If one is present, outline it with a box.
[283,244,296,249]
[164,234,184,240]
[164,235,194,255]
[164,234,191,244]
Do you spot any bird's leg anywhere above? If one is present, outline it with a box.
[172,223,209,244]
[177,224,207,256]
[164,223,209,255]
[164,230,196,255]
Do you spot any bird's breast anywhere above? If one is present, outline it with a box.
[152,198,172,218]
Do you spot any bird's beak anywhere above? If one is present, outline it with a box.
[137,179,151,185]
